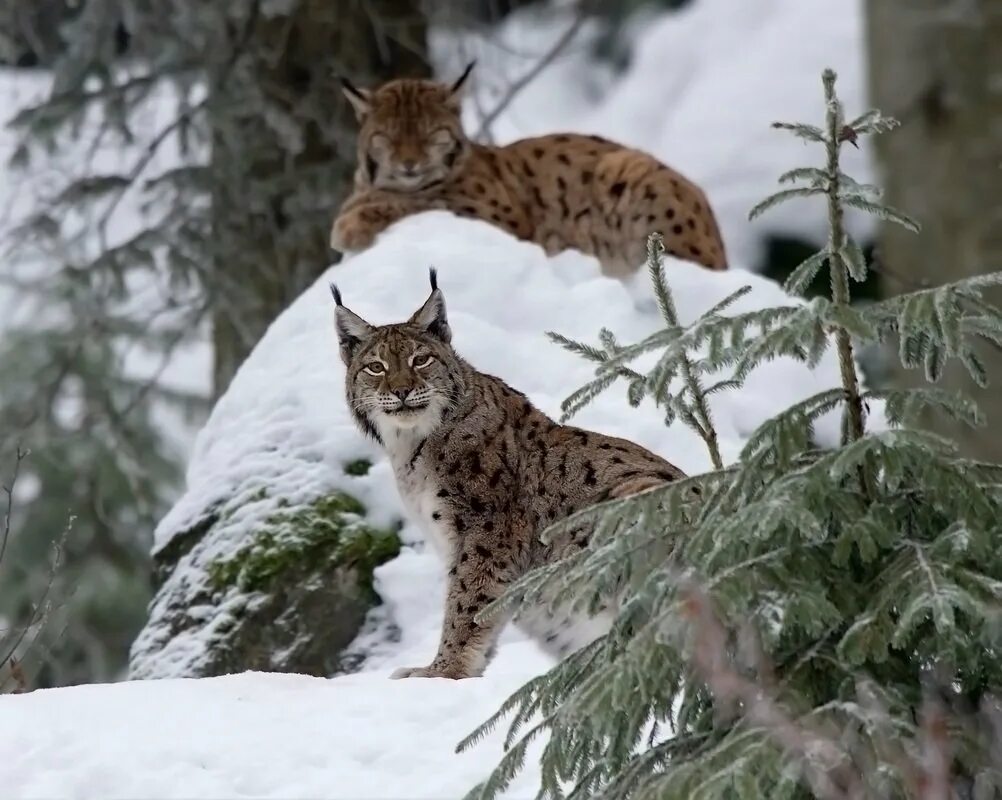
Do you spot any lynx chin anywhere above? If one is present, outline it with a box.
[331,269,686,679]
[331,63,727,278]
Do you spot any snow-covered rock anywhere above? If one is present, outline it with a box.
[129,210,885,682]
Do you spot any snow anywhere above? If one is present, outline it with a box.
[0,665,550,799]
[2,212,887,798]
[0,2,887,797]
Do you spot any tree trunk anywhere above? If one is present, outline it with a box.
[866,0,1002,459]
[209,0,429,397]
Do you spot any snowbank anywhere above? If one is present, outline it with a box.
[0,664,551,799]
[0,2,885,795]
[0,207,871,797]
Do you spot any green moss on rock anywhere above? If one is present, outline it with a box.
[208,491,400,595]
[344,458,372,476]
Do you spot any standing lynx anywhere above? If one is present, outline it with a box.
[332,270,686,679]
[331,64,727,278]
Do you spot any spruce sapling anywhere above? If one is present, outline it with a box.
[462,69,1002,800]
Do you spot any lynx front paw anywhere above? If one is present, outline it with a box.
[389,665,466,680]
[329,207,383,253]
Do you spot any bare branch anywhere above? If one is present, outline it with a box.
[681,582,865,800]
[0,447,75,694]
[0,445,27,566]
[474,12,587,141]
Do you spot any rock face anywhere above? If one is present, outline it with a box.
[131,476,400,679]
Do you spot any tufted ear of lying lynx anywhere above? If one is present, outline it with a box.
[332,269,688,680]
[339,63,475,193]
[331,65,728,277]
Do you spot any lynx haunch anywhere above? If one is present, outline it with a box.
[331,64,727,278]
[332,269,686,679]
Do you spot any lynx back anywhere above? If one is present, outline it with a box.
[331,65,727,278]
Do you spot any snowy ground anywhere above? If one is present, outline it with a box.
[3,211,888,798]
[0,661,551,799]
[0,1,884,797]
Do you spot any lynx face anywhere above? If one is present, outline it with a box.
[332,272,466,441]
[341,66,474,192]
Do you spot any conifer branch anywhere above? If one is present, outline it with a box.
[821,70,867,449]
[647,234,724,470]
[472,67,1002,800]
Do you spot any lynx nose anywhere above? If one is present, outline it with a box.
[392,388,411,402]
[401,159,417,173]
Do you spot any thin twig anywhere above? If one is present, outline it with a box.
[0,445,27,566]
[648,234,724,470]
[0,513,74,693]
[681,583,865,800]
[822,70,867,447]
[7,657,27,693]
[474,12,586,141]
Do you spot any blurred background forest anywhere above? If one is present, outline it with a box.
[0,0,999,691]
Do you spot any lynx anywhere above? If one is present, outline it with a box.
[330,64,727,278]
[332,270,686,679]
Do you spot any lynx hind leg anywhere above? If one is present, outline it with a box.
[591,150,727,274]
[517,471,684,658]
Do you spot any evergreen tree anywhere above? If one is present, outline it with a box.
[463,70,1002,799]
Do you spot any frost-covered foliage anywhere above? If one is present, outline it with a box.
[465,71,1002,800]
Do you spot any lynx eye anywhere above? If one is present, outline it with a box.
[363,362,386,376]
[412,353,434,369]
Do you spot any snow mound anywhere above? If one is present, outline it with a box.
[136,209,887,680]
[4,212,886,797]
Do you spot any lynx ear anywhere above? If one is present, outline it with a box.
[408,268,451,343]
[449,61,475,96]
[330,283,376,364]
[339,76,371,119]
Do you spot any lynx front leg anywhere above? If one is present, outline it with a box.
[391,535,511,680]
[330,189,444,253]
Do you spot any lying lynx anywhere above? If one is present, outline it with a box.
[332,270,685,679]
[331,64,727,278]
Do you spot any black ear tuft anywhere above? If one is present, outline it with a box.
[330,283,343,306]
[339,76,364,100]
[450,61,476,94]
[409,275,451,344]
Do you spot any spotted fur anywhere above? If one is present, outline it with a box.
[332,270,686,679]
[331,65,727,278]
